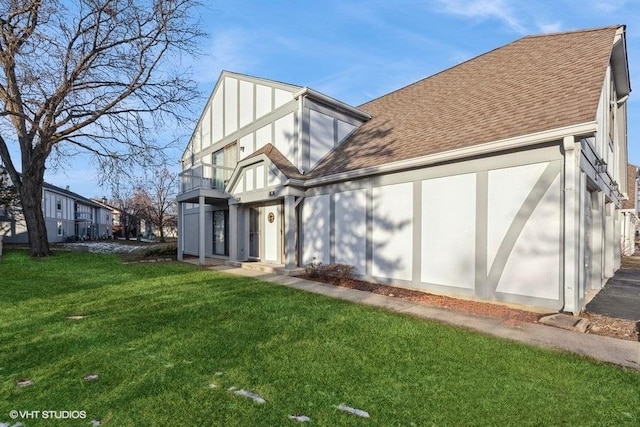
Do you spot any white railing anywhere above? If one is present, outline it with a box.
[179,163,234,193]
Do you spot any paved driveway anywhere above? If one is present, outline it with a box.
[585,268,640,321]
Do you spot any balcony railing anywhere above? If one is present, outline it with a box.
[179,163,235,193]
[75,211,92,221]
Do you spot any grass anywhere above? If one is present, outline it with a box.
[1,250,639,426]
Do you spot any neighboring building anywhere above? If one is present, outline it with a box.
[177,26,631,313]
[92,197,121,238]
[0,170,113,243]
[620,164,639,255]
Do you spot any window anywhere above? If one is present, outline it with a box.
[211,142,238,189]
[56,198,62,211]
[57,221,63,236]
[212,149,224,189]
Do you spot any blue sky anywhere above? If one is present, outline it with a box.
[42,0,640,197]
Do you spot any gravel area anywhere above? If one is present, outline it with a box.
[62,241,148,253]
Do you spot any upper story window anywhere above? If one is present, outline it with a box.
[212,142,238,189]
[56,198,62,211]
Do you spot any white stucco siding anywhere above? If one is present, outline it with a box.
[372,183,413,281]
[337,120,356,145]
[212,89,223,143]
[232,176,244,194]
[239,134,254,160]
[256,84,272,119]
[274,113,295,160]
[302,195,330,265]
[239,80,254,128]
[256,124,272,153]
[309,110,334,169]
[267,166,281,187]
[335,189,367,274]
[495,174,561,299]
[487,163,548,270]
[274,88,291,109]
[201,105,211,149]
[183,211,199,254]
[245,169,254,192]
[193,125,201,153]
[421,174,476,289]
[256,165,265,190]
[224,77,238,136]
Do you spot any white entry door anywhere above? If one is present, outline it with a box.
[263,205,281,263]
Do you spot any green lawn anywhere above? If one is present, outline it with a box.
[1,250,639,426]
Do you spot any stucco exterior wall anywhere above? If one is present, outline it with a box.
[301,143,567,310]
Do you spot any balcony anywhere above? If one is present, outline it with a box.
[75,211,92,222]
[177,163,235,204]
[179,163,235,192]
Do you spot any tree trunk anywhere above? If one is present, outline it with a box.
[20,174,50,257]
[159,219,165,242]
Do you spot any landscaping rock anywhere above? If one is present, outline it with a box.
[288,414,311,422]
[539,313,590,333]
[228,387,266,404]
[16,379,33,387]
[336,404,370,418]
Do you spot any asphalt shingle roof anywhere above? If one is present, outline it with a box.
[309,26,621,178]
[245,143,307,180]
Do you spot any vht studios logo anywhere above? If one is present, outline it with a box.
[10,410,87,420]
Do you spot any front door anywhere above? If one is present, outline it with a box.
[263,205,281,263]
[213,210,228,256]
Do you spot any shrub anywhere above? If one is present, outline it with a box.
[304,262,355,284]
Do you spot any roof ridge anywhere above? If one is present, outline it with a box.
[357,25,622,110]
[522,24,622,40]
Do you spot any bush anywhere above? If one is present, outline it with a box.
[143,243,177,258]
[304,262,355,284]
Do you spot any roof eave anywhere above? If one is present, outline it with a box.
[612,26,631,97]
[293,87,371,121]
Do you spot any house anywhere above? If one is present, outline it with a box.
[620,164,639,255]
[177,25,631,313]
[0,169,113,243]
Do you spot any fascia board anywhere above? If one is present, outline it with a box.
[293,87,371,121]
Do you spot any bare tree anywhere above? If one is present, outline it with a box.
[139,167,177,242]
[0,0,204,256]
[110,184,148,240]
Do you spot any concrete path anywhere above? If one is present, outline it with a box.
[585,268,640,321]
[210,265,640,371]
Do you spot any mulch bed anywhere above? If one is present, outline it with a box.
[301,276,639,341]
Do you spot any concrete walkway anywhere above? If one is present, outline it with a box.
[585,268,640,321]
[210,264,640,370]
